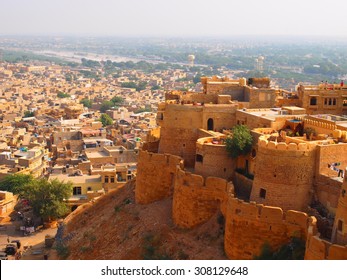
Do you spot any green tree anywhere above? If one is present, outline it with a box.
[111,96,124,104]
[0,174,34,194]
[100,113,113,126]
[121,82,137,89]
[57,92,70,98]
[24,111,35,118]
[80,98,93,108]
[100,100,114,113]
[151,85,161,90]
[22,178,72,221]
[136,81,148,91]
[225,125,253,158]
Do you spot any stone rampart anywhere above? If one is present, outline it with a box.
[195,136,235,180]
[305,235,347,259]
[158,104,203,167]
[172,168,234,228]
[251,136,317,211]
[225,198,317,259]
[135,150,183,204]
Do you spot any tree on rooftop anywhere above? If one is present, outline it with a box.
[100,113,113,127]
[225,125,253,158]
[21,178,72,222]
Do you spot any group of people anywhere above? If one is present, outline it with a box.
[320,80,344,89]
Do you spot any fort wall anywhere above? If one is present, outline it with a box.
[158,104,237,167]
[248,88,278,108]
[135,150,183,204]
[306,169,347,259]
[195,136,235,180]
[232,172,253,200]
[181,93,218,104]
[172,168,233,228]
[314,174,341,214]
[158,104,203,167]
[332,173,347,245]
[316,144,347,177]
[202,105,237,131]
[225,198,316,259]
[236,109,273,129]
[305,235,347,259]
[250,137,317,211]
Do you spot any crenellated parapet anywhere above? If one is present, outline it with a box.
[135,150,183,204]
[258,136,316,153]
[172,167,234,228]
[224,197,317,259]
[305,235,347,260]
[251,135,317,211]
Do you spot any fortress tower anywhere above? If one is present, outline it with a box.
[250,136,317,211]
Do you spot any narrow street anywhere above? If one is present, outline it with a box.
[0,218,57,260]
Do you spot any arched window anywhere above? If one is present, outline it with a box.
[207,118,214,130]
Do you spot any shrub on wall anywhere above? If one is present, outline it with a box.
[225,125,253,158]
[254,237,305,260]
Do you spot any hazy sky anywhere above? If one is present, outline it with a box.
[1,0,347,37]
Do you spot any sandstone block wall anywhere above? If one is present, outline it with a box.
[195,136,235,180]
[172,168,233,228]
[142,140,159,153]
[158,103,237,167]
[248,88,278,108]
[251,137,317,211]
[181,92,218,104]
[236,109,273,129]
[232,172,253,200]
[305,235,347,259]
[314,174,341,214]
[316,144,347,177]
[225,198,316,259]
[135,150,183,204]
[202,105,237,131]
[332,174,347,245]
[158,104,203,167]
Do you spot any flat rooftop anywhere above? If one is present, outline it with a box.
[50,174,101,184]
[85,151,111,158]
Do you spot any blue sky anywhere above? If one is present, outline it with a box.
[1,0,347,37]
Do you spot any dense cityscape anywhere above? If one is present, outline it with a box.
[1,1,347,270]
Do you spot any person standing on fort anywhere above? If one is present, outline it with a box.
[341,80,344,87]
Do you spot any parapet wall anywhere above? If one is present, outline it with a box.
[172,168,234,228]
[195,136,235,180]
[251,137,317,211]
[305,235,347,260]
[225,198,317,259]
[135,150,183,204]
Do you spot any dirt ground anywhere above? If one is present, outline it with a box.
[0,216,57,260]
[62,179,227,260]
